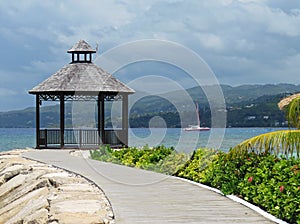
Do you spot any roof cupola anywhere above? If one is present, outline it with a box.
[67,40,96,63]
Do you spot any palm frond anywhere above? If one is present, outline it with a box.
[230,130,300,158]
[286,96,300,129]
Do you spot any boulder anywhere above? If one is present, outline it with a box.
[0,150,115,224]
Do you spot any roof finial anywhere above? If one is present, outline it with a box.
[67,40,96,53]
[96,43,99,54]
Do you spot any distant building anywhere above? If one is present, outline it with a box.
[245,104,254,108]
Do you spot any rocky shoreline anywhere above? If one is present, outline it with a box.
[0,149,115,224]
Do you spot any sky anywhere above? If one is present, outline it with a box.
[1,0,300,111]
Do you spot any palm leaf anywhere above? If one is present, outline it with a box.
[231,130,300,158]
[286,96,300,129]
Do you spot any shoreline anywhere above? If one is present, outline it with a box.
[0,127,291,152]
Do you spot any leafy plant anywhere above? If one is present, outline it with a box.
[176,148,217,182]
[155,152,189,175]
[90,145,114,162]
[230,96,300,158]
[286,96,300,129]
[231,130,300,158]
[90,145,186,175]
[237,154,300,223]
[176,148,300,223]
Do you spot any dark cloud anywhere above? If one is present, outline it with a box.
[0,0,300,110]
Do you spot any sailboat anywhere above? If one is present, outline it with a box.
[184,102,210,131]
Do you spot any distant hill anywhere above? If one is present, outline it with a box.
[0,106,59,128]
[221,83,299,104]
[0,83,299,128]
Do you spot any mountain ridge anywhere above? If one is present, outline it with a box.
[0,83,299,128]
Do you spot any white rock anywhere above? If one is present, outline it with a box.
[0,150,114,224]
[51,199,102,214]
[23,208,49,224]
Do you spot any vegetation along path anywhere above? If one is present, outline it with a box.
[23,150,274,224]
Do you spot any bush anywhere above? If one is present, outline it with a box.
[236,154,300,223]
[176,148,300,224]
[91,146,300,223]
[90,145,187,175]
[176,148,217,182]
[156,152,189,175]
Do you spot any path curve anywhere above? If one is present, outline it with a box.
[23,150,274,224]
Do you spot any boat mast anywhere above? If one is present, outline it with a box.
[196,102,200,127]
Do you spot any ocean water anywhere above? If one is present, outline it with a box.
[0,128,36,152]
[0,128,287,152]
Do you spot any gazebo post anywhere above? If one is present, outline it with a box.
[98,93,105,144]
[122,94,129,147]
[60,93,65,149]
[97,94,100,145]
[36,94,40,149]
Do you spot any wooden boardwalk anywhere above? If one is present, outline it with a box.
[23,150,275,224]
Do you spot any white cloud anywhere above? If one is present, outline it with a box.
[235,39,255,51]
[198,33,224,51]
[267,9,300,37]
[0,88,18,96]
[238,0,267,3]
[240,3,300,37]
[21,60,62,75]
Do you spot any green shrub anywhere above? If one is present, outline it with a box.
[176,148,300,223]
[156,152,189,175]
[176,148,217,182]
[90,145,114,162]
[92,146,300,223]
[90,145,186,174]
[237,154,300,223]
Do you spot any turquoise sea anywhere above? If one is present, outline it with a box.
[0,128,288,152]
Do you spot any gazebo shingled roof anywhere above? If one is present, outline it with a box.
[29,63,135,94]
[29,40,134,94]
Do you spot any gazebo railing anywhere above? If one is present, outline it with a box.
[38,128,125,148]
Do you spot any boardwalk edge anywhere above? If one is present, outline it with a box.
[172,176,289,224]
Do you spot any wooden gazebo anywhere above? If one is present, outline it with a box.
[29,40,134,149]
